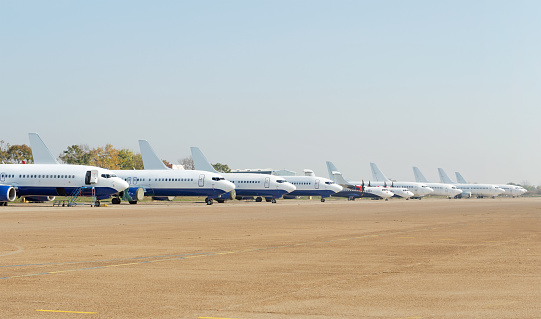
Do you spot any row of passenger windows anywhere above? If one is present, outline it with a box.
[291,182,312,185]
[232,180,261,184]
[6,174,76,179]
[124,178,194,182]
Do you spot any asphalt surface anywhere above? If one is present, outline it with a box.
[1,197,540,318]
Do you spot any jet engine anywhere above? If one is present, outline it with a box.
[152,196,175,201]
[459,191,472,198]
[0,185,17,202]
[127,187,145,201]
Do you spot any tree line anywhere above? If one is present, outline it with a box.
[0,140,231,173]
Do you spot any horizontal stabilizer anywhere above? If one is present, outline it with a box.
[438,168,455,184]
[413,166,429,183]
[139,140,170,170]
[190,147,218,173]
[29,133,58,164]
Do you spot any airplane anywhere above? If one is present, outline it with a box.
[0,133,129,206]
[437,168,505,198]
[279,169,343,202]
[28,134,235,205]
[370,163,434,199]
[412,166,463,199]
[190,147,295,203]
[111,141,236,205]
[326,161,394,200]
[455,172,525,198]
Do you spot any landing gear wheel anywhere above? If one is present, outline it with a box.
[216,199,225,203]
[406,198,409,200]
[385,198,389,201]
[271,198,277,203]
[265,198,272,203]
[129,201,138,204]
[111,197,121,205]
[206,199,213,205]
[95,201,101,207]
[255,197,263,202]
[321,198,326,202]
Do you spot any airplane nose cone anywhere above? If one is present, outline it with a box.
[424,187,434,195]
[454,189,463,196]
[115,178,129,192]
[283,182,296,193]
[332,184,343,193]
[222,181,235,193]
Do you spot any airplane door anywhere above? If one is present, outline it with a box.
[0,173,5,183]
[315,179,320,189]
[198,174,205,187]
[90,170,98,184]
[126,177,132,185]
[133,177,138,185]
[264,177,270,188]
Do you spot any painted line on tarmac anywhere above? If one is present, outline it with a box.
[36,309,97,314]
[0,243,24,257]
[0,221,472,280]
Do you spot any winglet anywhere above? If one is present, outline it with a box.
[28,133,58,164]
[438,168,455,184]
[190,147,218,173]
[455,172,468,184]
[413,166,430,183]
[138,140,170,170]
[370,162,390,182]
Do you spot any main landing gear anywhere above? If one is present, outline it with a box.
[205,198,214,205]
[111,197,121,205]
[264,197,277,203]
[255,197,263,202]
[321,198,326,202]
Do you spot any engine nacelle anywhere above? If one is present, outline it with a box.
[0,185,17,202]
[213,190,237,201]
[152,196,175,201]
[24,196,55,203]
[459,191,472,198]
[127,187,145,201]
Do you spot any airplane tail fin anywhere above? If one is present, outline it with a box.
[28,133,58,164]
[370,162,389,182]
[190,147,218,173]
[326,161,350,185]
[438,168,455,184]
[455,172,468,184]
[138,140,170,170]
[413,166,429,183]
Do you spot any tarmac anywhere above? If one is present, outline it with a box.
[1,197,540,318]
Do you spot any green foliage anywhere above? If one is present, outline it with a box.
[118,149,144,170]
[59,144,92,165]
[7,144,33,163]
[212,162,231,173]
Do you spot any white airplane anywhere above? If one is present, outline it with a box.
[326,161,394,200]
[455,172,525,198]
[190,147,295,203]
[0,133,129,206]
[370,163,433,199]
[438,168,504,198]
[111,141,236,205]
[413,166,463,198]
[279,169,343,202]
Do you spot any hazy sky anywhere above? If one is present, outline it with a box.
[2,1,540,184]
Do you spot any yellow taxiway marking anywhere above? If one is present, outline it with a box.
[36,309,97,314]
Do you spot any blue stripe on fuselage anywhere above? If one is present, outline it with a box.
[16,186,119,197]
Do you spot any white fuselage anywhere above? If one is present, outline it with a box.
[0,164,129,201]
[347,182,395,199]
[453,184,505,197]
[365,181,433,197]
[387,187,415,198]
[422,182,463,197]
[113,169,235,199]
[496,184,527,197]
[282,175,342,197]
[223,173,295,198]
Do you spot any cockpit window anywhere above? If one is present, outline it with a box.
[212,177,225,181]
[276,180,285,183]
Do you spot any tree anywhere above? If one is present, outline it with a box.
[89,144,120,169]
[118,149,144,170]
[59,144,91,165]
[7,144,33,164]
[0,140,10,163]
[178,156,194,170]
[162,159,173,169]
[212,162,231,173]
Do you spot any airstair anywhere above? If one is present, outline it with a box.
[53,187,96,207]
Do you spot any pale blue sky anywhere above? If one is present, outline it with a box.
[1,1,540,184]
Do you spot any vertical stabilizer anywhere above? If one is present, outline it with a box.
[190,147,218,173]
[326,161,339,181]
[138,140,170,170]
[413,166,430,183]
[438,168,455,184]
[370,163,390,182]
[28,133,58,164]
[455,172,468,184]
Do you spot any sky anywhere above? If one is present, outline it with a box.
[1,1,540,184]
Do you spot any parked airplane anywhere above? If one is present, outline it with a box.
[455,172,525,198]
[326,161,394,200]
[412,166,462,198]
[112,141,236,205]
[370,163,433,199]
[280,169,342,202]
[0,133,129,206]
[438,168,504,198]
[190,147,295,203]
